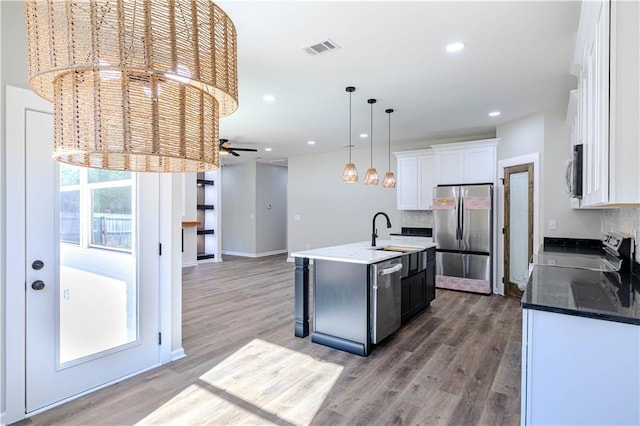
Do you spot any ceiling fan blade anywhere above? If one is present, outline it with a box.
[229,148,258,152]
[229,150,240,157]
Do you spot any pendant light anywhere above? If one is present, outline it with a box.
[364,98,379,185]
[342,86,358,183]
[382,109,397,188]
[24,0,238,172]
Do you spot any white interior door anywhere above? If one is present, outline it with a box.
[17,91,160,413]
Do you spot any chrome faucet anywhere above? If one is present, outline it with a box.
[372,211,392,247]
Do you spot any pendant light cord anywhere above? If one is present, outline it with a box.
[370,102,374,167]
[388,112,391,170]
[349,91,352,163]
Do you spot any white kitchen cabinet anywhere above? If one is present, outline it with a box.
[572,0,640,207]
[417,154,435,209]
[432,138,498,185]
[434,150,464,185]
[394,150,435,210]
[522,308,640,425]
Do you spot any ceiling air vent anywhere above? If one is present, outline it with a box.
[302,38,341,56]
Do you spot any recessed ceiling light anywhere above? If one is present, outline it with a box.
[359,133,368,138]
[445,42,466,53]
[265,147,272,152]
[263,94,275,102]
[488,111,501,117]
[307,140,316,145]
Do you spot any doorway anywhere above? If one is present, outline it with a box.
[503,163,534,297]
[6,86,162,422]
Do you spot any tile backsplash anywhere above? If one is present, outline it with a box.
[401,210,433,228]
[601,208,640,261]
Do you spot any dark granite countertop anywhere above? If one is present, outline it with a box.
[522,265,640,325]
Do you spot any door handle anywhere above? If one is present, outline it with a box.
[460,196,465,240]
[378,263,403,276]
[31,280,45,291]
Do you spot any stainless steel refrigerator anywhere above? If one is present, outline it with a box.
[433,184,492,294]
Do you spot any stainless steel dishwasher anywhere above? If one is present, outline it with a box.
[370,258,403,344]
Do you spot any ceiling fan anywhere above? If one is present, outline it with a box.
[219,139,258,157]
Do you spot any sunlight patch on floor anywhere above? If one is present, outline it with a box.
[136,339,343,425]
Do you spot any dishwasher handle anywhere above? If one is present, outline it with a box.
[378,263,403,276]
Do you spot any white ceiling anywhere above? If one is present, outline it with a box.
[216,1,581,164]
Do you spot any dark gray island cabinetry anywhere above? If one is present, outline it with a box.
[401,248,436,324]
[292,240,436,356]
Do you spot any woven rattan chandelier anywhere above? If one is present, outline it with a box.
[25,0,238,172]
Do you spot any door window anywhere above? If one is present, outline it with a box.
[58,164,137,364]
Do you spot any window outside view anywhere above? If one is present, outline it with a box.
[58,165,138,364]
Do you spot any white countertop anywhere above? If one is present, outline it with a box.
[291,240,436,265]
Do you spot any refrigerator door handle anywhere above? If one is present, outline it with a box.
[460,195,465,242]
[456,191,462,241]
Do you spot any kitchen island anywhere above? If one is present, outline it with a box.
[521,263,640,425]
[291,240,436,356]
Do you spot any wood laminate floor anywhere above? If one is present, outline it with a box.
[17,254,522,425]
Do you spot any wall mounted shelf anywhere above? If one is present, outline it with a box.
[196,172,217,262]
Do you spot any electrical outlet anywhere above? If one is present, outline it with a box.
[548,219,557,230]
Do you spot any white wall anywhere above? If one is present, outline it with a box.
[497,112,546,250]
[287,147,400,254]
[221,162,287,257]
[1,1,27,89]
[543,108,601,239]
[496,111,601,242]
[221,162,257,254]
[182,173,198,267]
[256,163,287,254]
[497,112,545,161]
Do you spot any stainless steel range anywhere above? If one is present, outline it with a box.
[531,232,634,273]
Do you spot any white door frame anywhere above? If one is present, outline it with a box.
[0,4,5,423]
[496,153,541,296]
[0,3,5,423]
[5,85,181,423]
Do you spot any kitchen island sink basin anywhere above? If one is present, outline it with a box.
[375,246,422,253]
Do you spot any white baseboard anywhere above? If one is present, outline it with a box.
[171,348,186,361]
[222,249,288,258]
[181,261,198,268]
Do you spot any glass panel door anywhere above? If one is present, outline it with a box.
[24,106,159,413]
[508,172,529,286]
[58,165,138,364]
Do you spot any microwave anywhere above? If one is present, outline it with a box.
[570,144,583,199]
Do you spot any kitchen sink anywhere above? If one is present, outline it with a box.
[375,246,422,253]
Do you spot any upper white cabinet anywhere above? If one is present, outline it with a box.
[571,0,640,207]
[432,139,498,185]
[394,150,435,210]
[394,138,498,210]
